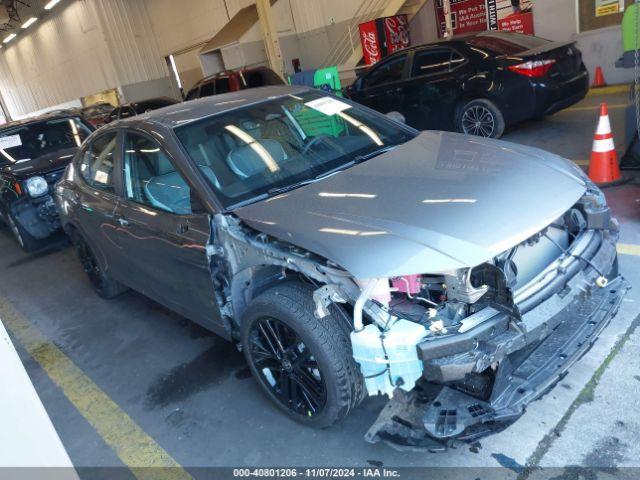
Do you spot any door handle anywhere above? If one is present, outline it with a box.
[116,217,129,227]
[176,223,189,234]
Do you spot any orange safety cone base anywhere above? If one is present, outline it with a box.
[591,66,607,88]
[588,102,621,184]
[588,150,620,183]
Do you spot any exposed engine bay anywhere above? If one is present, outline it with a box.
[208,182,627,451]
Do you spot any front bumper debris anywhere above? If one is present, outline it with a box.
[365,231,629,451]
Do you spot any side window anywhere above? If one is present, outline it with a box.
[215,78,231,94]
[411,49,461,77]
[79,133,118,193]
[120,107,135,119]
[199,81,215,97]
[185,87,200,101]
[362,55,407,89]
[123,133,192,215]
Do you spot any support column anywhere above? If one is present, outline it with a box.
[256,0,284,78]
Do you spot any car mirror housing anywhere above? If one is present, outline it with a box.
[385,111,406,124]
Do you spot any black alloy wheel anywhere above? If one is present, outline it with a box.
[247,316,327,418]
[458,98,505,138]
[72,232,127,299]
[461,105,496,137]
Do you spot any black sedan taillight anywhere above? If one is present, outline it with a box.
[507,59,557,78]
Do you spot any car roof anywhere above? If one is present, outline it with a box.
[107,85,311,130]
[119,96,178,108]
[195,66,273,86]
[381,30,527,59]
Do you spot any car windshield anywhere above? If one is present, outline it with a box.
[174,91,417,209]
[0,117,91,166]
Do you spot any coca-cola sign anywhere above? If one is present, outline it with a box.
[383,14,410,55]
[359,20,382,65]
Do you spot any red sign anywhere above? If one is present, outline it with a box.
[435,0,487,37]
[383,15,410,55]
[359,20,382,66]
[487,0,534,35]
[497,11,534,34]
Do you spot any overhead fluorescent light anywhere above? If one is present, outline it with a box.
[44,0,62,10]
[3,34,16,44]
[21,17,38,29]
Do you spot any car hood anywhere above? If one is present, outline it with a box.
[1,147,78,179]
[234,131,587,278]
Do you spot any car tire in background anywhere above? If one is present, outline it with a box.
[456,98,505,139]
[72,231,128,299]
[6,212,43,252]
[241,282,365,428]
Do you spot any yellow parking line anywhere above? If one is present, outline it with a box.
[587,85,630,95]
[617,243,640,256]
[561,103,627,113]
[0,300,192,480]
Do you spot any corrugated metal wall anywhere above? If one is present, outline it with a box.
[90,0,167,87]
[0,0,117,118]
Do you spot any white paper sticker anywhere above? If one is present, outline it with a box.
[305,97,351,116]
[0,134,22,150]
[94,170,109,185]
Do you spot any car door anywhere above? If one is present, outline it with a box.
[113,129,223,333]
[351,54,408,115]
[74,131,123,275]
[399,47,468,130]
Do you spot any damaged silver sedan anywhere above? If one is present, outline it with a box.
[54,86,627,450]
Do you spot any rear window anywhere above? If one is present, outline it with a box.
[239,69,284,89]
[467,33,549,55]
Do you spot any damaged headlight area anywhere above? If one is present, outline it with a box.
[342,189,629,451]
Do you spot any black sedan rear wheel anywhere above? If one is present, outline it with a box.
[241,282,365,428]
[457,98,505,138]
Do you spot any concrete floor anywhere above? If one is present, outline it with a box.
[1,88,639,479]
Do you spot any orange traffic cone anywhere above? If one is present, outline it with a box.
[588,103,621,184]
[592,66,607,88]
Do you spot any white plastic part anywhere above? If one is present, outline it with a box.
[351,319,427,397]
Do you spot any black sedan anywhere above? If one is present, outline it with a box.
[0,113,93,251]
[347,31,589,138]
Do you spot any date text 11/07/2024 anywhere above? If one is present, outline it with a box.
[232,468,401,478]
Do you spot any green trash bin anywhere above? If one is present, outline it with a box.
[622,3,640,54]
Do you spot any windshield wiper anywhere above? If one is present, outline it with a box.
[354,145,396,163]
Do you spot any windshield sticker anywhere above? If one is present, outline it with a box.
[0,134,22,150]
[305,97,351,116]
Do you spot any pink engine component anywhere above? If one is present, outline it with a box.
[391,275,422,295]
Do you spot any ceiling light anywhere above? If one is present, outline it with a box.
[3,34,16,44]
[21,17,38,29]
[44,0,61,10]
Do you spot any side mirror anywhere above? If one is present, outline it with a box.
[385,111,406,124]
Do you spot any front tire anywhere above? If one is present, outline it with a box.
[72,231,127,299]
[241,282,365,428]
[457,98,505,138]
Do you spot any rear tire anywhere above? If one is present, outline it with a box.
[72,231,127,299]
[456,98,505,138]
[241,282,365,428]
[6,212,43,252]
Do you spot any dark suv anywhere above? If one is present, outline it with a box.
[184,67,284,101]
[0,113,93,251]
